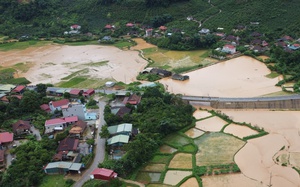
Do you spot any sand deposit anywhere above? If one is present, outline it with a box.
[195,116,228,132]
[193,110,212,119]
[0,44,148,85]
[224,124,258,139]
[163,170,192,186]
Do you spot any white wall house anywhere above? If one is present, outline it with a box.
[222,44,236,54]
[49,99,70,112]
[62,104,98,121]
[45,116,78,134]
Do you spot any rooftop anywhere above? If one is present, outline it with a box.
[107,134,129,145]
[50,99,69,108]
[0,132,14,144]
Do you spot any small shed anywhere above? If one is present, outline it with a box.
[172,74,189,81]
[90,168,117,180]
[105,81,115,87]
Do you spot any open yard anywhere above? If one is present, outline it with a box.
[40,175,70,187]
[194,132,245,166]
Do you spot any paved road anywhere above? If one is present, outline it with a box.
[74,101,106,187]
[30,125,41,141]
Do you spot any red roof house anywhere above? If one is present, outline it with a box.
[12,120,31,135]
[45,116,78,133]
[71,25,81,30]
[90,168,118,180]
[126,23,134,27]
[159,26,167,31]
[69,89,83,97]
[49,99,70,112]
[104,24,113,29]
[11,85,26,94]
[40,104,51,113]
[0,132,13,144]
[83,89,95,97]
[123,94,141,105]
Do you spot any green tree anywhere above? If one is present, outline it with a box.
[20,90,41,113]
[99,125,110,138]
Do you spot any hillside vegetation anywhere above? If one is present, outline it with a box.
[1,0,299,38]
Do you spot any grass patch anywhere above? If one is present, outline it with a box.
[40,175,69,187]
[0,40,51,51]
[61,69,89,80]
[64,40,99,46]
[57,77,87,87]
[181,144,197,153]
[0,77,31,84]
[142,47,158,55]
[13,62,31,73]
[265,72,280,78]
[0,68,16,74]
[84,61,109,67]
[163,133,191,148]
[114,41,134,49]
[151,154,171,164]
[194,132,245,166]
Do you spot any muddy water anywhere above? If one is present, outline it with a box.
[224,124,258,139]
[168,153,192,169]
[179,177,199,187]
[221,110,300,187]
[195,116,228,132]
[163,170,192,186]
[193,110,212,119]
[202,174,265,187]
[184,128,205,138]
[159,56,282,97]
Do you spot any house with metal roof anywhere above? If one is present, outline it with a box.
[107,134,130,146]
[44,161,82,174]
[0,84,15,94]
[108,123,132,136]
[44,116,78,134]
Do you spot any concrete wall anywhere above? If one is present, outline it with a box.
[210,99,300,109]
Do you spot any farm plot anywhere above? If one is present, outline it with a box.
[194,132,245,166]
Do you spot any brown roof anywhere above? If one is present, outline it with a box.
[70,120,87,134]
[57,137,79,152]
[12,120,31,133]
[69,89,82,95]
[40,104,51,112]
[52,153,63,161]
[51,99,69,108]
[123,94,141,105]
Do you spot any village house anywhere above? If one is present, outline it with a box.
[44,116,78,134]
[0,132,14,147]
[172,74,189,81]
[126,22,134,27]
[107,134,130,147]
[12,120,31,136]
[222,44,236,54]
[122,94,141,105]
[11,85,26,94]
[40,104,51,113]
[44,161,82,174]
[0,84,15,94]
[69,89,83,98]
[108,123,133,136]
[57,137,79,153]
[147,68,172,77]
[90,168,117,180]
[0,95,22,103]
[145,28,153,37]
[199,28,210,35]
[104,24,113,30]
[69,120,87,138]
[288,43,300,50]
[111,106,131,118]
[159,26,167,32]
[49,99,70,112]
[62,103,98,121]
[83,89,95,97]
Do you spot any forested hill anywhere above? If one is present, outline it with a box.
[0,0,300,38]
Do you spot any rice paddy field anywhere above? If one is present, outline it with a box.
[133,109,263,186]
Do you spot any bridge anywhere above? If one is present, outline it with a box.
[182,95,300,109]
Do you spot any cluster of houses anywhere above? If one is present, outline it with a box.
[276,35,300,52]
